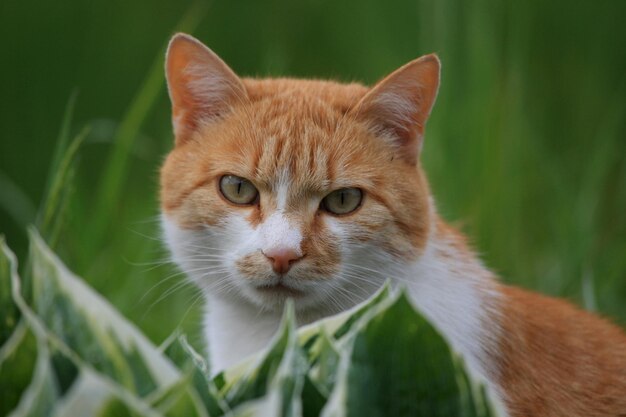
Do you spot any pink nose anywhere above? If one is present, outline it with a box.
[263,248,303,274]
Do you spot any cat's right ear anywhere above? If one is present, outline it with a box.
[165,33,248,145]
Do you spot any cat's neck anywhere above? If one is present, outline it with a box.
[400,215,506,413]
[405,216,502,381]
[204,295,279,372]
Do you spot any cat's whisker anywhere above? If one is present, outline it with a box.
[196,271,239,293]
[174,291,206,329]
[131,214,163,226]
[159,265,224,280]
[206,277,239,298]
[339,266,399,281]
[140,264,234,303]
[140,271,185,303]
[181,248,231,257]
[119,259,174,278]
[141,280,200,321]
[124,257,173,268]
[150,280,197,308]
[326,288,350,315]
[341,269,417,288]
[177,251,230,258]
[127,226,165,243]
[177,239,232,251]
[341,261,404,278]
[337,275,386,291]
[335,273,378,297]
[342,265,387,282]
[175,257,229,264]
[182,243,231,252]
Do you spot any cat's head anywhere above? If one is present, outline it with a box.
[160,33,439,314]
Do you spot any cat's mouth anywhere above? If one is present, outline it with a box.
[255,282,305,298]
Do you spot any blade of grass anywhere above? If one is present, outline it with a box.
[19,124,89,302]
[37,125,90,246]
[90,1,210,243]
[0,172,37,228]
[36,91,78,227]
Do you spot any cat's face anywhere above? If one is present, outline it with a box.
[161,34,439,314]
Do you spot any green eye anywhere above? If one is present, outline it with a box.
[321,188,363,215]
[219,175,258,205]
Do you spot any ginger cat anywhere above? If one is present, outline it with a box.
[160,33,626,416]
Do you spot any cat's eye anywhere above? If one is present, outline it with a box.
[321,188,363,215]
[219,175,259,205]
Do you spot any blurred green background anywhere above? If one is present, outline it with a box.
[1,0,625,344]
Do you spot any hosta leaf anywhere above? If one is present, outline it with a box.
[0,239,59,417]
[301,377,327,417]
[161,332,227,416]
[50,368,159,417]
[144,375,210,417]
[1,236,20,348]
[27,228,181,397]
[306,330,340,397]
[228,304,308,417]
[451,356,496,417]
[330,283,392,341]
[321,292,495,417]
[223,304,297,405]
[0,322,46,417]
[220,285,393,413]
[226,393,282,417]
[3,234,160,417]
[298,283,391,348]
[2,231,501,416]
[24,229,216,417]
[268,319,308,417]
[5,330,59,417]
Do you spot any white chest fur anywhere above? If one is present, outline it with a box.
[203,294,283,371]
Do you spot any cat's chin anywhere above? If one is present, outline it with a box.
[248,285,312,309]
[235,279,328,313]
[254,282,306,298]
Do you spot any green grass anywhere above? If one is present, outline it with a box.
[0,0,625,347]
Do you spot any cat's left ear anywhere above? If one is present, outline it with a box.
[354,54,440,165]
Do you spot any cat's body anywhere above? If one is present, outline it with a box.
[161,33,626,416]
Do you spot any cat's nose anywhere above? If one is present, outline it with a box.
[263,248,303,274]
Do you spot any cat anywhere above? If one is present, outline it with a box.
[160,33,626,416]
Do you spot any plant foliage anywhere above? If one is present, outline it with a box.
[0,231,497,416]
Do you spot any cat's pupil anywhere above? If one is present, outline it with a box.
[322,188,362,215]
[219,175,258,205]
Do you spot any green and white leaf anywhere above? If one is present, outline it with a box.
[0,236,20,347]
[1,237,59,417]
[2,232,211,416]
[1,232,500,416]
[228,304,308,417]
[320,292,495,417]
[51,368,159,417]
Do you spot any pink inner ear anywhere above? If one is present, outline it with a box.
[165,34,248,145]
[354,54,440,164]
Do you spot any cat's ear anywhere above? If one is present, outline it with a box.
[353,54,440,164]
[165,33,248,144]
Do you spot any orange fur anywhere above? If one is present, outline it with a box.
[160,33,626,414]
[494,286,626,416]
